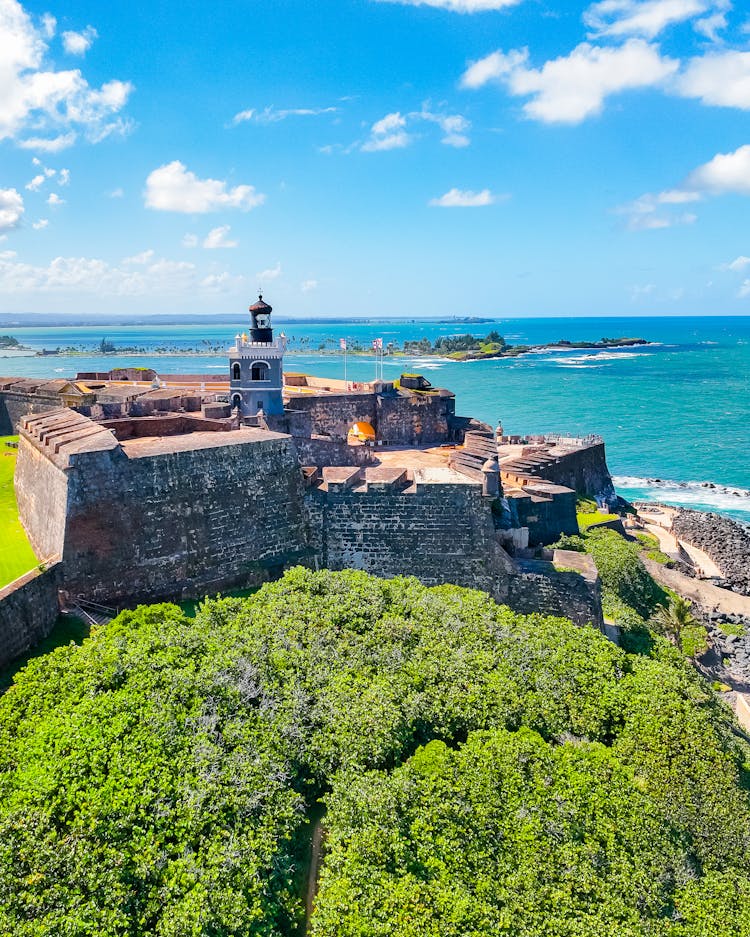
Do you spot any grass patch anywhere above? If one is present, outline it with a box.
[577,511,619,531]
[718,621,747,637]
[0,435,39,589]
[179,585,260,618]
[635,532,672,565]
[681,623,709,659]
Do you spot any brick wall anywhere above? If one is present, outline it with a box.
[15,435,70,560]
[0,563,62,669]
[506,568,603,629]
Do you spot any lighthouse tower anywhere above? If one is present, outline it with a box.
[228,294,286,417]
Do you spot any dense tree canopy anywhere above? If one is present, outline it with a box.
[0,569,748,935]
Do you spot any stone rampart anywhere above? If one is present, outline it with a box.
[506,558,603,630]
[305,467,513,598]
[0,388,61,434]
[16,412,311,604]
[0,563,62,669]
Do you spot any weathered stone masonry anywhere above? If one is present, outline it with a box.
[305,466,514,599]
[17,412,310,604]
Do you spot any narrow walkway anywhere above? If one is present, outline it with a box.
[642,558,750,618]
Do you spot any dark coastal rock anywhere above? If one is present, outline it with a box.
[672,509,750,598]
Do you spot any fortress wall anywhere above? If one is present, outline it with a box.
[293,436,374,468]
[509,489,578,546]
[0,391,61,435]
[506,569,603,630]
[538,444,616,503]
[60,436,309,603]
[0,563,62,669]
[15,434,70,560]
[375,394,454,445]
[307,481,512,598]
[285,394,378,440]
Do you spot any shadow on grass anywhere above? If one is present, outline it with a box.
[0,614,90,694]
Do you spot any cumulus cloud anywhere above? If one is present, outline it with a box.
[417,107,471,146]
[362,112,411,151]
[144,161,266,213]
[0,188,24,230]
[0,1,133,149]
[583,0,724,39]
[461,40,678,123]
[429,187,498,206]
[58,167,70,185]
[25,173,45,191]
[372,0,522,10]
[46,191,64,206]
[687,143,750,194]
[301,278,318,292]
[0,250,243,296]
[622,144,750,230]
[677,52,750,110]
[61,25,97,55]
[202,225,238,249]
[32,217,48,229]
[232,105,338,125]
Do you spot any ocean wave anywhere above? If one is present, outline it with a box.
[614,475,750,516]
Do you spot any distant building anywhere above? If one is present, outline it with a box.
[228,294,286,416]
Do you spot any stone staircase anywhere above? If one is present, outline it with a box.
[449,430,497,481]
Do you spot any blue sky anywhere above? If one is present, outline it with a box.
[1,0,750,317]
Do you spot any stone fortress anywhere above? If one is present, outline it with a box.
[0,296,619,666]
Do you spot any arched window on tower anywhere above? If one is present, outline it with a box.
[232,362,241,381]
[251,361,270,382]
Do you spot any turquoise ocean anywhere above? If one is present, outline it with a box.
[3,316,750,521]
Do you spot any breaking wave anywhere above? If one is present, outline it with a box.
[614,475,750,519]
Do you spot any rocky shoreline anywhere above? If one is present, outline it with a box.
[671,508,750,596]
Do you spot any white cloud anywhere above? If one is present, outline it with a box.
[202,225,238,249]
[725,255,750,271]
[739,279,750,297]
[145,161,266,213]
[182,233,199,248]
[417,107,471,146]
[40,12,55,37]
[61,25,97,55]
[373,0,523,11]
[360,107,471,151]
[257,261,282,280]
[25,173,45,191]
[583,0,720,39]
[58,167,70,185]
[0,188,24,230]
[0,250,244,296]
[688,144,750,194]
[232,105,338,125]
[17,132,77,152]
[301,278,318,292]
[362,111,411,151]
[108,187,124,198]
[429,187,498,207]
[677,52,750,110]
[461,40,678,123]
[694,10,728,40]
[123,249,155,265]
[630,282,656,300]
[0,1,133,149]
[46,191,64,206]
[618,188,701,229]
[32,217,48,229]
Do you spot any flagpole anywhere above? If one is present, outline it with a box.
[344,340,348,389]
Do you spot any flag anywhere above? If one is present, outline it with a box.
[372,337,383,350]
[340,338,347,350]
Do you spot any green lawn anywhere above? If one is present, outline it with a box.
[0,435,39,589]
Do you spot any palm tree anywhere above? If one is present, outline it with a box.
[650,595,697,645]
